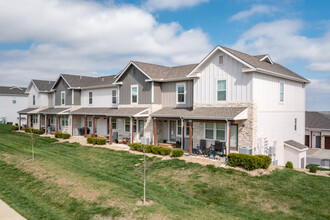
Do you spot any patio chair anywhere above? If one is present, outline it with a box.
[175,137,181,149]
[214,141,226,157]
[194,139,207,156]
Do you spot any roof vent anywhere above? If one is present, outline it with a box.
[80,75,82,80]
[48,81,51,84]
[101,77,104,82]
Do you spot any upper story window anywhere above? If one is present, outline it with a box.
[61,91,66,106]
[89,92,93,105]
[33,95,36,105]
[131,85,138,104]
[12,97,16,104]
[112,89,117,104]
[294,118,297,131]
[219,55,224,65]
[280,82,284,102]
[217,80,226,101]
[176,82,186,104]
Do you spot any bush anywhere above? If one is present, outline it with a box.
[7,122,13,125]
[55,132,62,138]
[309,165,317,173]
[24,128,31,133]
[87,137,94,144]
[11,125,19,131]
[32,129,45,135]
[15,123,18,126]
[129,143,173,156]
[96,138,106,145]
[172,149,184,157]
[61,133,71,139]
[160,147,172,156]
[151,145,161,154]
[227,153,272,171]
[285,161,293,169]
[87,137,106,145]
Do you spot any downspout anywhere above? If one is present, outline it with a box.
[221,119,229,167]
[180,116,184,150]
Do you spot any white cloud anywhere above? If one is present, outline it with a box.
[306,78,330,111]
[0,0,211,86]
[143,0,208,11]
[231,19,330,72]
[229,4,278,22]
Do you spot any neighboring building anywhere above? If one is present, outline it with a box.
[305,111,330,149]
[0,86,28,124]
[16,45,310,168]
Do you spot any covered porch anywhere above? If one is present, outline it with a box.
[151,107,248,155]
[70,107,149,145]
[38,108,70,134]
[17,108,39,129]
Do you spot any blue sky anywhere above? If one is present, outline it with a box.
[0,0,329,110]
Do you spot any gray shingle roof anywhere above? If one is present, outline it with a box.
[132,61,198,80]
[71,107,147,117]
[60,74,116,88]
[284,140,308,150]
[0,86,27,95]
[306,111,330,129]
[38,108,70,114]
[222,47,308,82]
[32,80,55,92]
[151,107,247,120]
[18,108,38,114]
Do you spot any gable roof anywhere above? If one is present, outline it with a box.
[32,80,55,92]
[306,111,330,130]
[53,74,116,90]
[115,61,198,83]
[187,45,309,83]
[284,140,308,151]
[0,86,27,96]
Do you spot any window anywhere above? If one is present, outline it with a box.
[133,119,137,132]
[88,117,93,128]
[125,119,130,132]
[280,82,284,102]
[219,55,224,65]
[32,114,38,124]
[185,121,193,136]
[205,123,214,139]
[294,118,297,131]
[131,85,138,104]
[112,119,117,130]
[61,91,66,105]
[216,123,226,140]
[61,115,68,126]
[89,92,93,105]
[176,83,186,104]
[138,120,144,132]
[112,89,117,104]
[217,80,226,101]
[12,97,16,104]
[50,116,54,125]
[177,120,182,135]
[33,95,36,105]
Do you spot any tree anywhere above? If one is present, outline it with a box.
[28,130,36,160]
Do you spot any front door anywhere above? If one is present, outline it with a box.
[325,136,330,149]
[230,124,238,151]
[169,120,176,142]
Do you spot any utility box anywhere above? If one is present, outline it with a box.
[141,137,150,145]
[239,147,252,155]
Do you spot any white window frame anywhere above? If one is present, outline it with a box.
[279,82,284,103]
[217,79,227,102]
[111,89,117,104]
[204,122,226,141]
[131,85,138,104]
[176,82,186,105]
[294,118,297,131]
[87,117,93,128]
[176,120,182,136]
[219,55,224,65]
[88,91,93,105]
[111,118,117,130]
[33,95,36,105]
[12,97,16,104]
[125,119,130,132]
[61,91,66,106]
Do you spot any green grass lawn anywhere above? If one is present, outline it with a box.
[0,124,329,220]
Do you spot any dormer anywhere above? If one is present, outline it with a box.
[255,54,273,64]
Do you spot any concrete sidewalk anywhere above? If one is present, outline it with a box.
[0,200,25,220]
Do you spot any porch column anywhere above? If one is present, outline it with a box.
[26,115,29,128]
[92,116,96,137]
[39,114,41,130]
[182,120,185,150]
[153,118,157,145]
[110,117,113,144]
[19,114,21,130]
[56,116,59,132]
[131,117,134,144]
[84,116,87,137]
[310,131,312,148]
[45,114,48,134]
[71,115,74,136]
[227,121,231,155]
[189,120,192,155]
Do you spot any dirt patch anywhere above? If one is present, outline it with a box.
[136,200,155,206]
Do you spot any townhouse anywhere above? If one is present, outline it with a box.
[305,111,330,149]
[0,86,28,124]
[17,45,310,168]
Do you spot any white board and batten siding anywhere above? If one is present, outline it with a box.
[193,51,253,104]
[81,87,118,108]
[27,85,51,108]
[253,72,306,165]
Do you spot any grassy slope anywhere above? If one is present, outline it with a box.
[0,125,329,220]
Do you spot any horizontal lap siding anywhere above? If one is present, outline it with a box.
[119,66,151,104]
[154,82,162,104]
[54,78,72,106]
[162,81,193,108]
[194,51,252,104]
[81,87,117,107]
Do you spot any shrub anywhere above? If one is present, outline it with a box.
[87,137,94,144]
[151,145,161,154]
[130,143,173,156]
[11,125,19,131]
[309,165,317,173]
[7,122,13,125]
[24,128,31,133]
[160,147,172,156]
[172,149,184,157]
[61,133,70,139]
[88,137,106,145]
[227,153,272,171]
[96,138,106,145]
[55,132,62,138]
[15,123,18,126]
[32,129,45,135]
[285,161,293,169]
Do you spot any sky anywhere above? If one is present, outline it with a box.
[0,0,329,110]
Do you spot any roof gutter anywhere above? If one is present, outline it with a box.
[243,68,310,83]
[145,77,193,82]
[80,84,117,90]
[150,114,236,121]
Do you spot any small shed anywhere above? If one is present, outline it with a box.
[284,140,308,169]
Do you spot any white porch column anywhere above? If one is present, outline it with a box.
[226,120,231,155]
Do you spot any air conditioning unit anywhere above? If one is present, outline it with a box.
[141,137,150,145]
[268,146,275,155]
[239,147,252,155]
